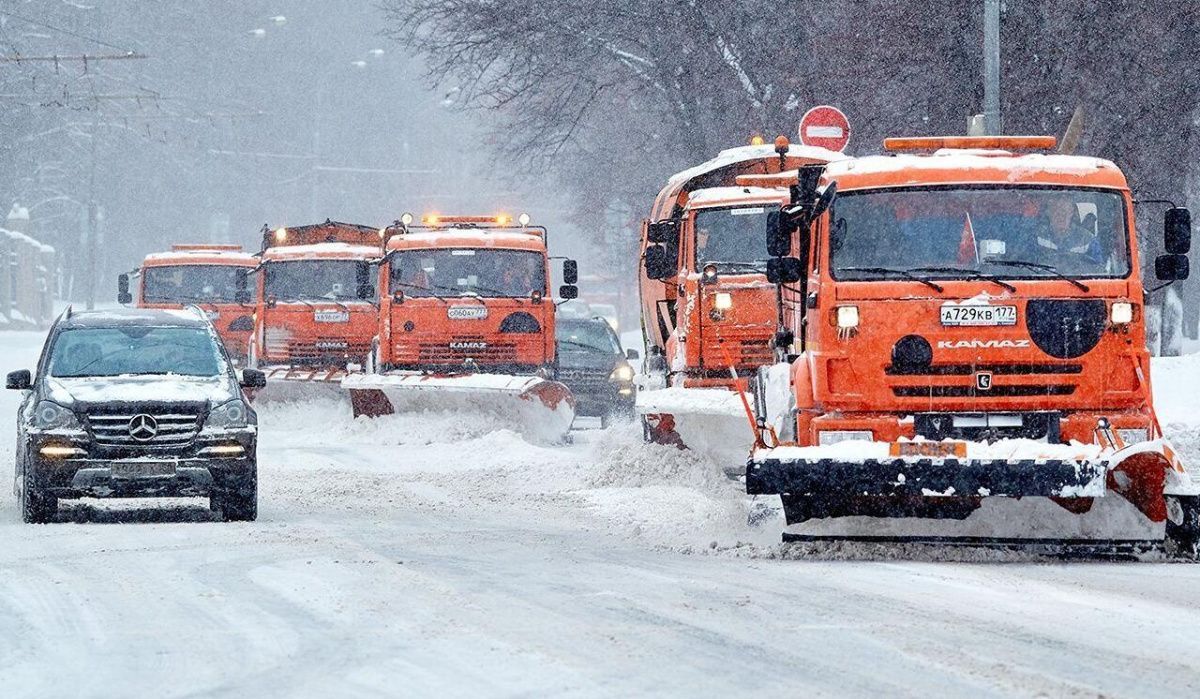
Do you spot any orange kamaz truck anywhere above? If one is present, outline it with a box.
[119,244,258,360]
[744,136,1200,557]
[247,220,380,398]
[343,214,578,441]
[636,137,842,462]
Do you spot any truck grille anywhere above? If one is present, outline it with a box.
[886,363,1083,376]
[559,368,610,392]
[418,341,518,364]
[86,411,201,447]
[285,340,371,362]
[893,385,1076,398]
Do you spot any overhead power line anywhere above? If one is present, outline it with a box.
[0,9,138,53]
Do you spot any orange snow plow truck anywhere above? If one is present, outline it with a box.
[637,137,842,463]
[743,136,1200,558]
[343,214,578,441]
[118,244,257,360]
[247,220,380,401]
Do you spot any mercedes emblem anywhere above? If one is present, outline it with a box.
[127,414,159,442]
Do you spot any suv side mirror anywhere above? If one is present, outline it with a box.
[766,210,792,257]
[1156,253,1190,281]
[562,259,578,285]
[766,257,804,284]
[6,369,31,390]
[558,284,579,300]
[239,368,267,389]
[1166,207,1192,255]
[117,273,133,305]
[625,348,640,360]
[644,246,671,280]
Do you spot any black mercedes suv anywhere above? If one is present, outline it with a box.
[556,316,637,427]
[7,307,265,523]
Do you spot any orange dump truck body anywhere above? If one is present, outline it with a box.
[375,218,557,373]
[251,221,380,373]
[137,244,258,358]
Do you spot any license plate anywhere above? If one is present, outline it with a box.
[314,310,350,323]
[447,306,488,320]
[110,462,176,479]
[940,304,1017,326]
[889,442,967,458]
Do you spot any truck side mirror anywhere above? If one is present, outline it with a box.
[558,284,579,300]
[1156,254,1190,281]
[644,246,671,280]
[239,368,267,389]
[5,369,31,390]
[562,259,578,285]
[356,263,375,299]
[766,210,792,257]
[235,269,252,304]
[117,273,132,305]
[647,219,679,244]
[766,257,804,284]
[794,164,825,206]
[1166,207,1192,255]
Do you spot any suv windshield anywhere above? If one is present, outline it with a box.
[830,187,1130,280]
[48,326,223,378]
[557,320,620,353]
[390,248,546,298]
[143,265,245,303]
[265,260,374,301]
[694,205,773,271]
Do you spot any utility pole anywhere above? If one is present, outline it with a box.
[982,0,1002,135]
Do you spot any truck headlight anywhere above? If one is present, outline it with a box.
[1111,301,1133,324]
[1117,428,1149,446]
[714,292,733,311]
[836,305,859,329]
[206,400,250,430]
[610,363,634,382]
[818,430,872,445]
[32,401,81,431]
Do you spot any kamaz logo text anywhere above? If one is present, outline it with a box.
[936,339,1031,349]
[450,341,487,350]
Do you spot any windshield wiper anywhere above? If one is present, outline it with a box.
[989,260,1089,291]
[907,266,1017,293]
[704,260,763,272]
[839,266,944,293]
[558,339,608,353]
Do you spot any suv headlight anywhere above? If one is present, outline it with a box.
[205,400,250,430]
[610,363,634,383]
[32,401,82,431]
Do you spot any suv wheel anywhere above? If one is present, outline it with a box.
[21,469,57,524]
[211,470,257,522]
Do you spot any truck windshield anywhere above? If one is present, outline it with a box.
[389,249,546,298]
[142,265,244,303]
[265,260,374,301]
[830,187,1131,280]
[694,205,773,271]
[48,327,223,378]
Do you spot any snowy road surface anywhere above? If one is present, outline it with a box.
[2,329,1200,697]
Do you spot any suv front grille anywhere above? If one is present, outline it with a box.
[86,412,201,447]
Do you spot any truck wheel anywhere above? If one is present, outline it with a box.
[211,472,257,522]
[21,469,57,524]
[1165,495,1200,560]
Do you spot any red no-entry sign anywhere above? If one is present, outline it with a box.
[799,106,851,152]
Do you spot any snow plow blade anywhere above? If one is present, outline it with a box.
[637,387,755,466]
[747,454,1106,499]
[343,372,576,442]
[247,366,352,404]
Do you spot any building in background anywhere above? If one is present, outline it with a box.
[1,204,58,328]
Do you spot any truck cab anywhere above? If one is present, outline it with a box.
[373,214,575,375]
[119,244,257,360]
[249,221,380,375]
[747,136,1200,554]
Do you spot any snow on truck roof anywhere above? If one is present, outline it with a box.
[386,227,547,253]
[825,150,1127,191]
[665,143,845,189]
[143,248,258,266]
[685,186,789,209]
[261,242,379,261]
